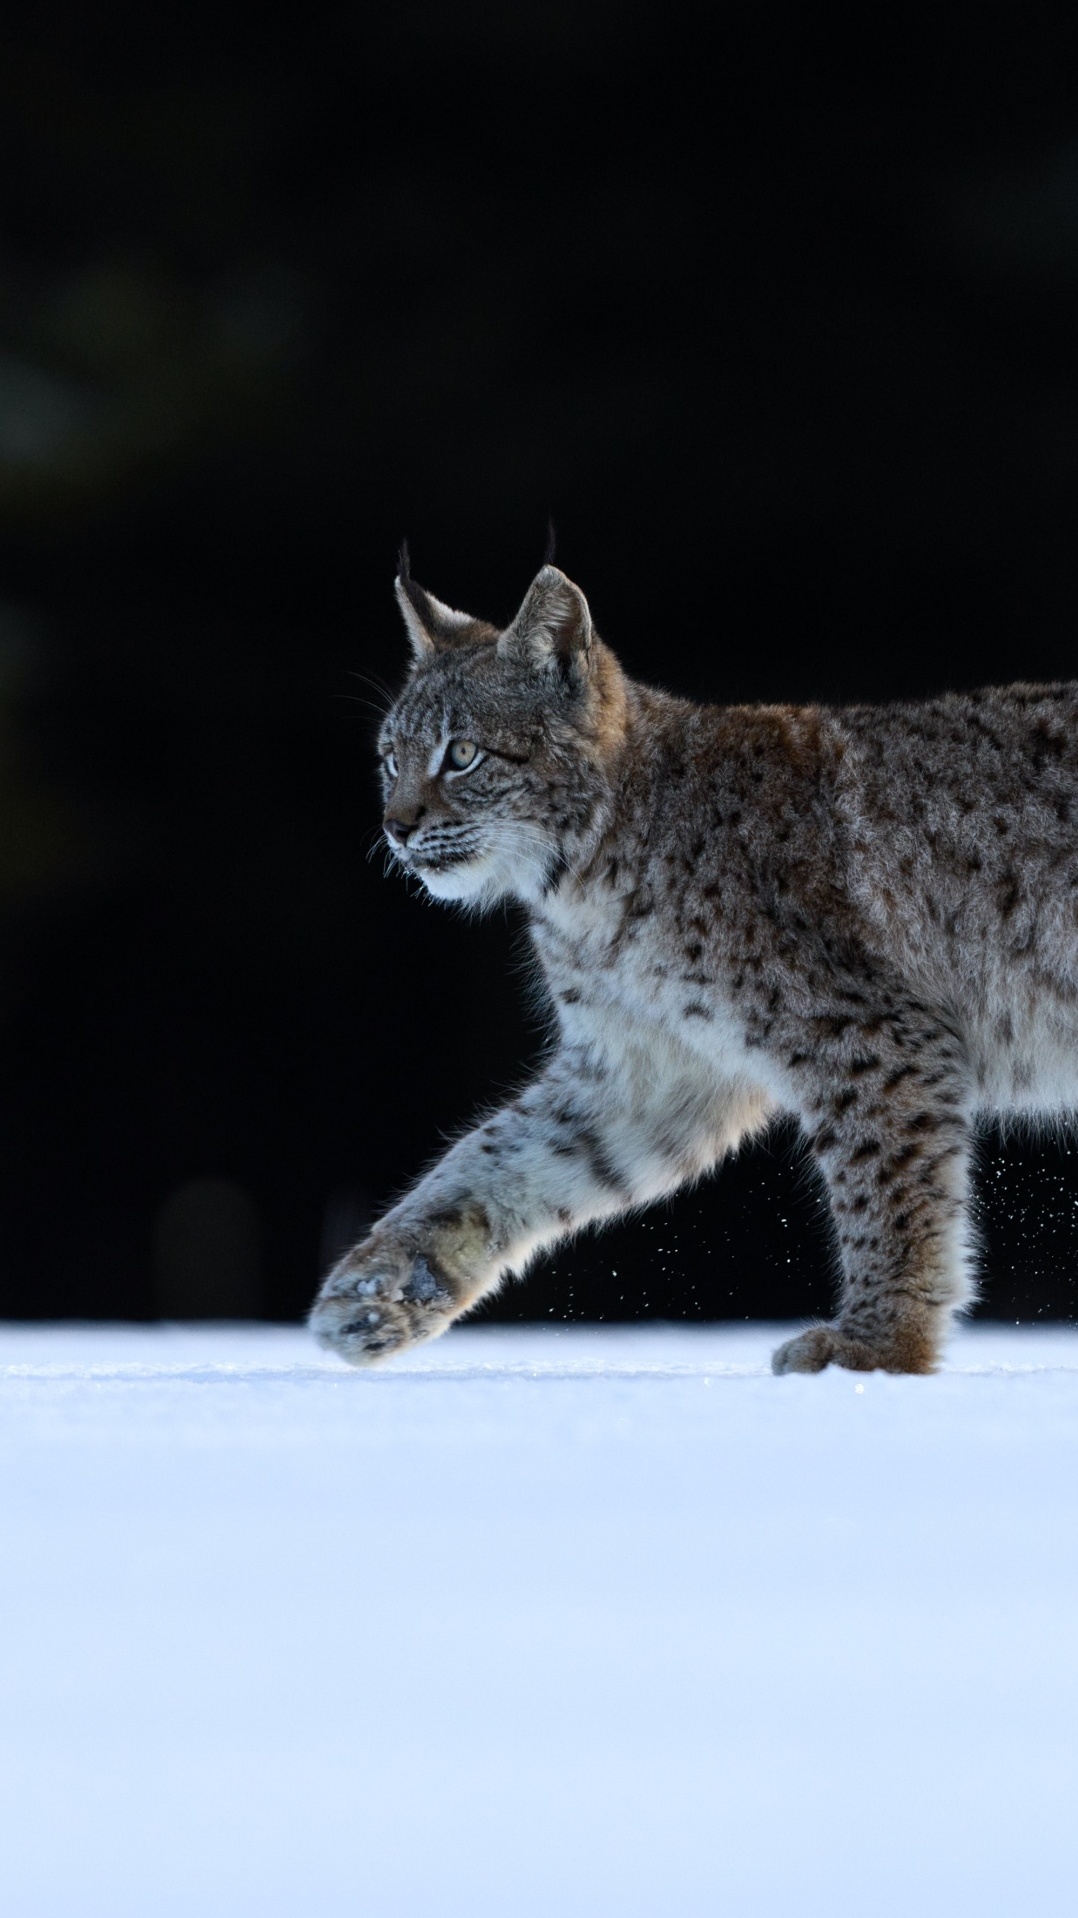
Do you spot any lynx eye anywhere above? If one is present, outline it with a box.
[383,750,399,779]
[445,738,480,772]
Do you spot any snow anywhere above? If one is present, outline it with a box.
[2,1321,1077,1917]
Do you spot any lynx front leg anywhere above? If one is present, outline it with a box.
[772,1002,976,1376]
[311,1043,768,1365]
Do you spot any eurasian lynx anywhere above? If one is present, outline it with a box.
[310,559,1078,1374]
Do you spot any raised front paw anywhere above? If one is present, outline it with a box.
[309,1232,458,1367]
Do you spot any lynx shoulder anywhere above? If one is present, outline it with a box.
[309,560,1078,1374]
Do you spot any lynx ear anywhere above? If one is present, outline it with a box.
[394,569,477,663]
[498,566,592,677]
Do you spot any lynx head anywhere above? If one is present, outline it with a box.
[377,557,627,907]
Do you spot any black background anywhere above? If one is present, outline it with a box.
[1,2,1077,1324]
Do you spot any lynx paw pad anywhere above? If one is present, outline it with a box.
[310,1252,454,1366]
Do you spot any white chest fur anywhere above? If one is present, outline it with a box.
[533,879,788,1102]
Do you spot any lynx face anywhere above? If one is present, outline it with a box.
[377,563,622,906]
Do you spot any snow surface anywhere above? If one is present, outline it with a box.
[2,1320,1077,1918]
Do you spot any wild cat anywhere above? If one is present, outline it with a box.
[310,555,1078,1374]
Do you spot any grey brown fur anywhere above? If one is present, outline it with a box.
[310,562,1078,1375]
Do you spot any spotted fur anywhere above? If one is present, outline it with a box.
[309,563,1078,1374]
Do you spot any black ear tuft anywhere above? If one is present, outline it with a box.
[393,565,484,662]
[543,520,557,567]
[398,538,412,582]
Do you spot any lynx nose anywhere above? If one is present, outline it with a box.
[384,805,425,846]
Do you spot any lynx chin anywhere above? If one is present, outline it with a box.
[310,557,1078,1375]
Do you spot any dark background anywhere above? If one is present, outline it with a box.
[2,2,1077,1324]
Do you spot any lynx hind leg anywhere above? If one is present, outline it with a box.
[773,1020,977,1377]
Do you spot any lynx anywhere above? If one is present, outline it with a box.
[310,557,1078,1374]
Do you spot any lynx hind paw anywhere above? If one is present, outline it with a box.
[771,1321,938,1376]
[309,1251,456,1367]
[771,1325,838,1375]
